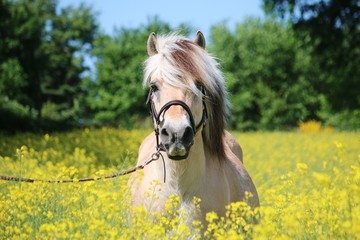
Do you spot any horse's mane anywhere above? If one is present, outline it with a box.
[144,33,229,161]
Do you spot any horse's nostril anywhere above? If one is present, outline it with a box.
[182,126,194,145]
[161,128,169,137]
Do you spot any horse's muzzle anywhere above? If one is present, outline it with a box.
[160,125,194,160]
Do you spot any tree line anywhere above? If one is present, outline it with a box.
[0,0,359,132]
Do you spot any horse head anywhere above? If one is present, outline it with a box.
[145,32,207,160]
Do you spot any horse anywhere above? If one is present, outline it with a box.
[129,31,259,224]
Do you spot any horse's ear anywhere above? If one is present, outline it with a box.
[147,32,158,56]
[194,31,206,49]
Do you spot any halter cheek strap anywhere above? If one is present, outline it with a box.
[199,86,208,129]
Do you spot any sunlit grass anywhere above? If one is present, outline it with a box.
[0,128,359,239]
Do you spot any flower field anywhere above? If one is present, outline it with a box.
[0,128,359,239]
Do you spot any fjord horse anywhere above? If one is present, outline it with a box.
[130,32,259,223]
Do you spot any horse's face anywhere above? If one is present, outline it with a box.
[145,32,208,160]
[149,74,204,160]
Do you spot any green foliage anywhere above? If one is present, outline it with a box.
[325,109,360,131]
[1,0,358,131]
[0,0,98,131]
[210,18,322,130]
[263,0,360,114]
[0,59,28,103]
[0,97,36,132]
[88,31,148,127]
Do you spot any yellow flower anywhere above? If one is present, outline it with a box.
[298,120,321,133]
[297,162,308,171]
[1,129,359,239]
[206,211,219,223]
[313,172,331,187]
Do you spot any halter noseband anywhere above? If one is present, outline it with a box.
[146,86,208,152]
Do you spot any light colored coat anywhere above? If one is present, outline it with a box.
[129,32,259,224]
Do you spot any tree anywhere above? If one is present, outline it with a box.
[39,3,98,123]
[0,0,98,131]
[210,18,321,130]
[263,0,360,122]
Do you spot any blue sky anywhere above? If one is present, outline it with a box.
[59,0,265,38]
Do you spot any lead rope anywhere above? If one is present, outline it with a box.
[0,150,166,183]
[154,128,167,182]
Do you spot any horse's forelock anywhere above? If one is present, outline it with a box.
[144,33,228,160]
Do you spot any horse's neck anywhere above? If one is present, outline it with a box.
[162,133,206,196]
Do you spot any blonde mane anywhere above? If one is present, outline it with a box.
[143,33,229,160]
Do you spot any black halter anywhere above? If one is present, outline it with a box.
[146,86,208,152]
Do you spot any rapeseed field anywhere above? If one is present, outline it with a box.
[0,128,359,239]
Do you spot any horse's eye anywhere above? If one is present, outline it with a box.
[150,84,159,92]
[195,82,203,91]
